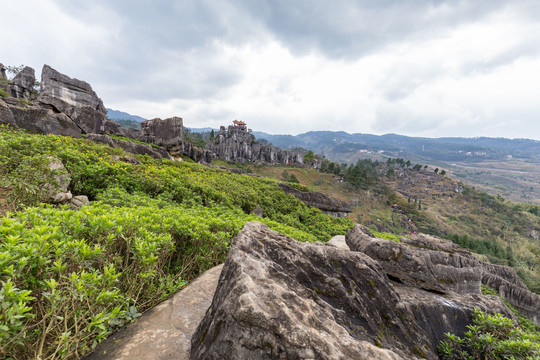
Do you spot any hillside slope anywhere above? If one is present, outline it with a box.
[247,162,540,294]
[0,126,352,359]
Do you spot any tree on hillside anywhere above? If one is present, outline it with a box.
[434,168,439,174]
[304,150,315,166]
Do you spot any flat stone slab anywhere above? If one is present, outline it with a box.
[326,235,349,250]
[86,264,223,360]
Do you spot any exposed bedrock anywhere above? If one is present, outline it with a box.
[278,182,352,217]
[346,224,540,326]
[190,222,513,360]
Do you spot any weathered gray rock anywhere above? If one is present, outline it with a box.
[250,204,264,217]
[112,155,141,165]
[87,264,224,360]
[178,141,212,163]
[0,63,7,81]
[206,125,304,165]
[69,195,89,210]
[37,65,111,134]
[39,65,106,113]
[346,225,482,295]
[85,133,173,161]
[9,66,36,99]
[346,225,540,326]
[0,99,15,127]
[191,222,513,360]
[45,157,72,204]
[140,117,183,148]
[327,235,349,250]
[279,182,352,217]
[9,105,81,137]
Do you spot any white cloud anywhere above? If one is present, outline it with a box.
[2,0,540,139]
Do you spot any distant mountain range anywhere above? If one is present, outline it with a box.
[105,108,540,164]
[253,131,540,163]
[106,108,147,123]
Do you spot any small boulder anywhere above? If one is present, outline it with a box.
[69,195,89,210]
[46,157,72,204]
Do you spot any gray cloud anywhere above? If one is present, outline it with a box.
[2,0,540,139]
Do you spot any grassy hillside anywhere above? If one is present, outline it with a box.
[0,126,352,359]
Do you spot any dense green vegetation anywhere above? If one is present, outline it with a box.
[0,126,353,359]
[438,309,539,359]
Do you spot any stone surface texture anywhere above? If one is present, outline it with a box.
[9,66,36,99]
[85,134,173,161]
[347,224,540,326]
[86,264,224,360]
[190,222,514,360]
[278,182,352,217]
[206,125,305,165]
[140,117,184,149]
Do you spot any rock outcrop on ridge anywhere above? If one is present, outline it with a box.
[190,222,516,360]
[206,124,305,165]
[279,182,352,217]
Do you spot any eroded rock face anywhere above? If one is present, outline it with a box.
[346,225,540,326]
[279,182,352,217]
[85,133,173,161]
[206,126,304,165]
[0,99,15,127]
[8,105,81,137]
[37,65,120,135]
[190,222,513,360]
[39,65,106,113]
[140,117,183,149]
[9,66,36,99]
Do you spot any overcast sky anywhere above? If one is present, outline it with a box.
[2,0,540,138]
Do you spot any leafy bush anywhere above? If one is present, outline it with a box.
[0,127,354,358]
[438,309,539,359]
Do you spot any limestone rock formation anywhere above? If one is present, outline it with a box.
[0,63,7,81]
[0,99,15,126]
[42,157,91,209]
[279,182,352,217]
[37,64,123,135]
[7,103,81,138]
[46,156,72,204]
[39,65,106,113]
[346,225,540,326]
[179,141,213,163]
[190,222,513,360]
[206,125,304,165]
[140,117,183,149]
[9,66,36,99]
[85,133,173,161]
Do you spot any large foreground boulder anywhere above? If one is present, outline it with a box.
[190,222,512,360]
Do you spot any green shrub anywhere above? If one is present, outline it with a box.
[0,127,354,358]
[370,230,402,243]
[438,309,539,359]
